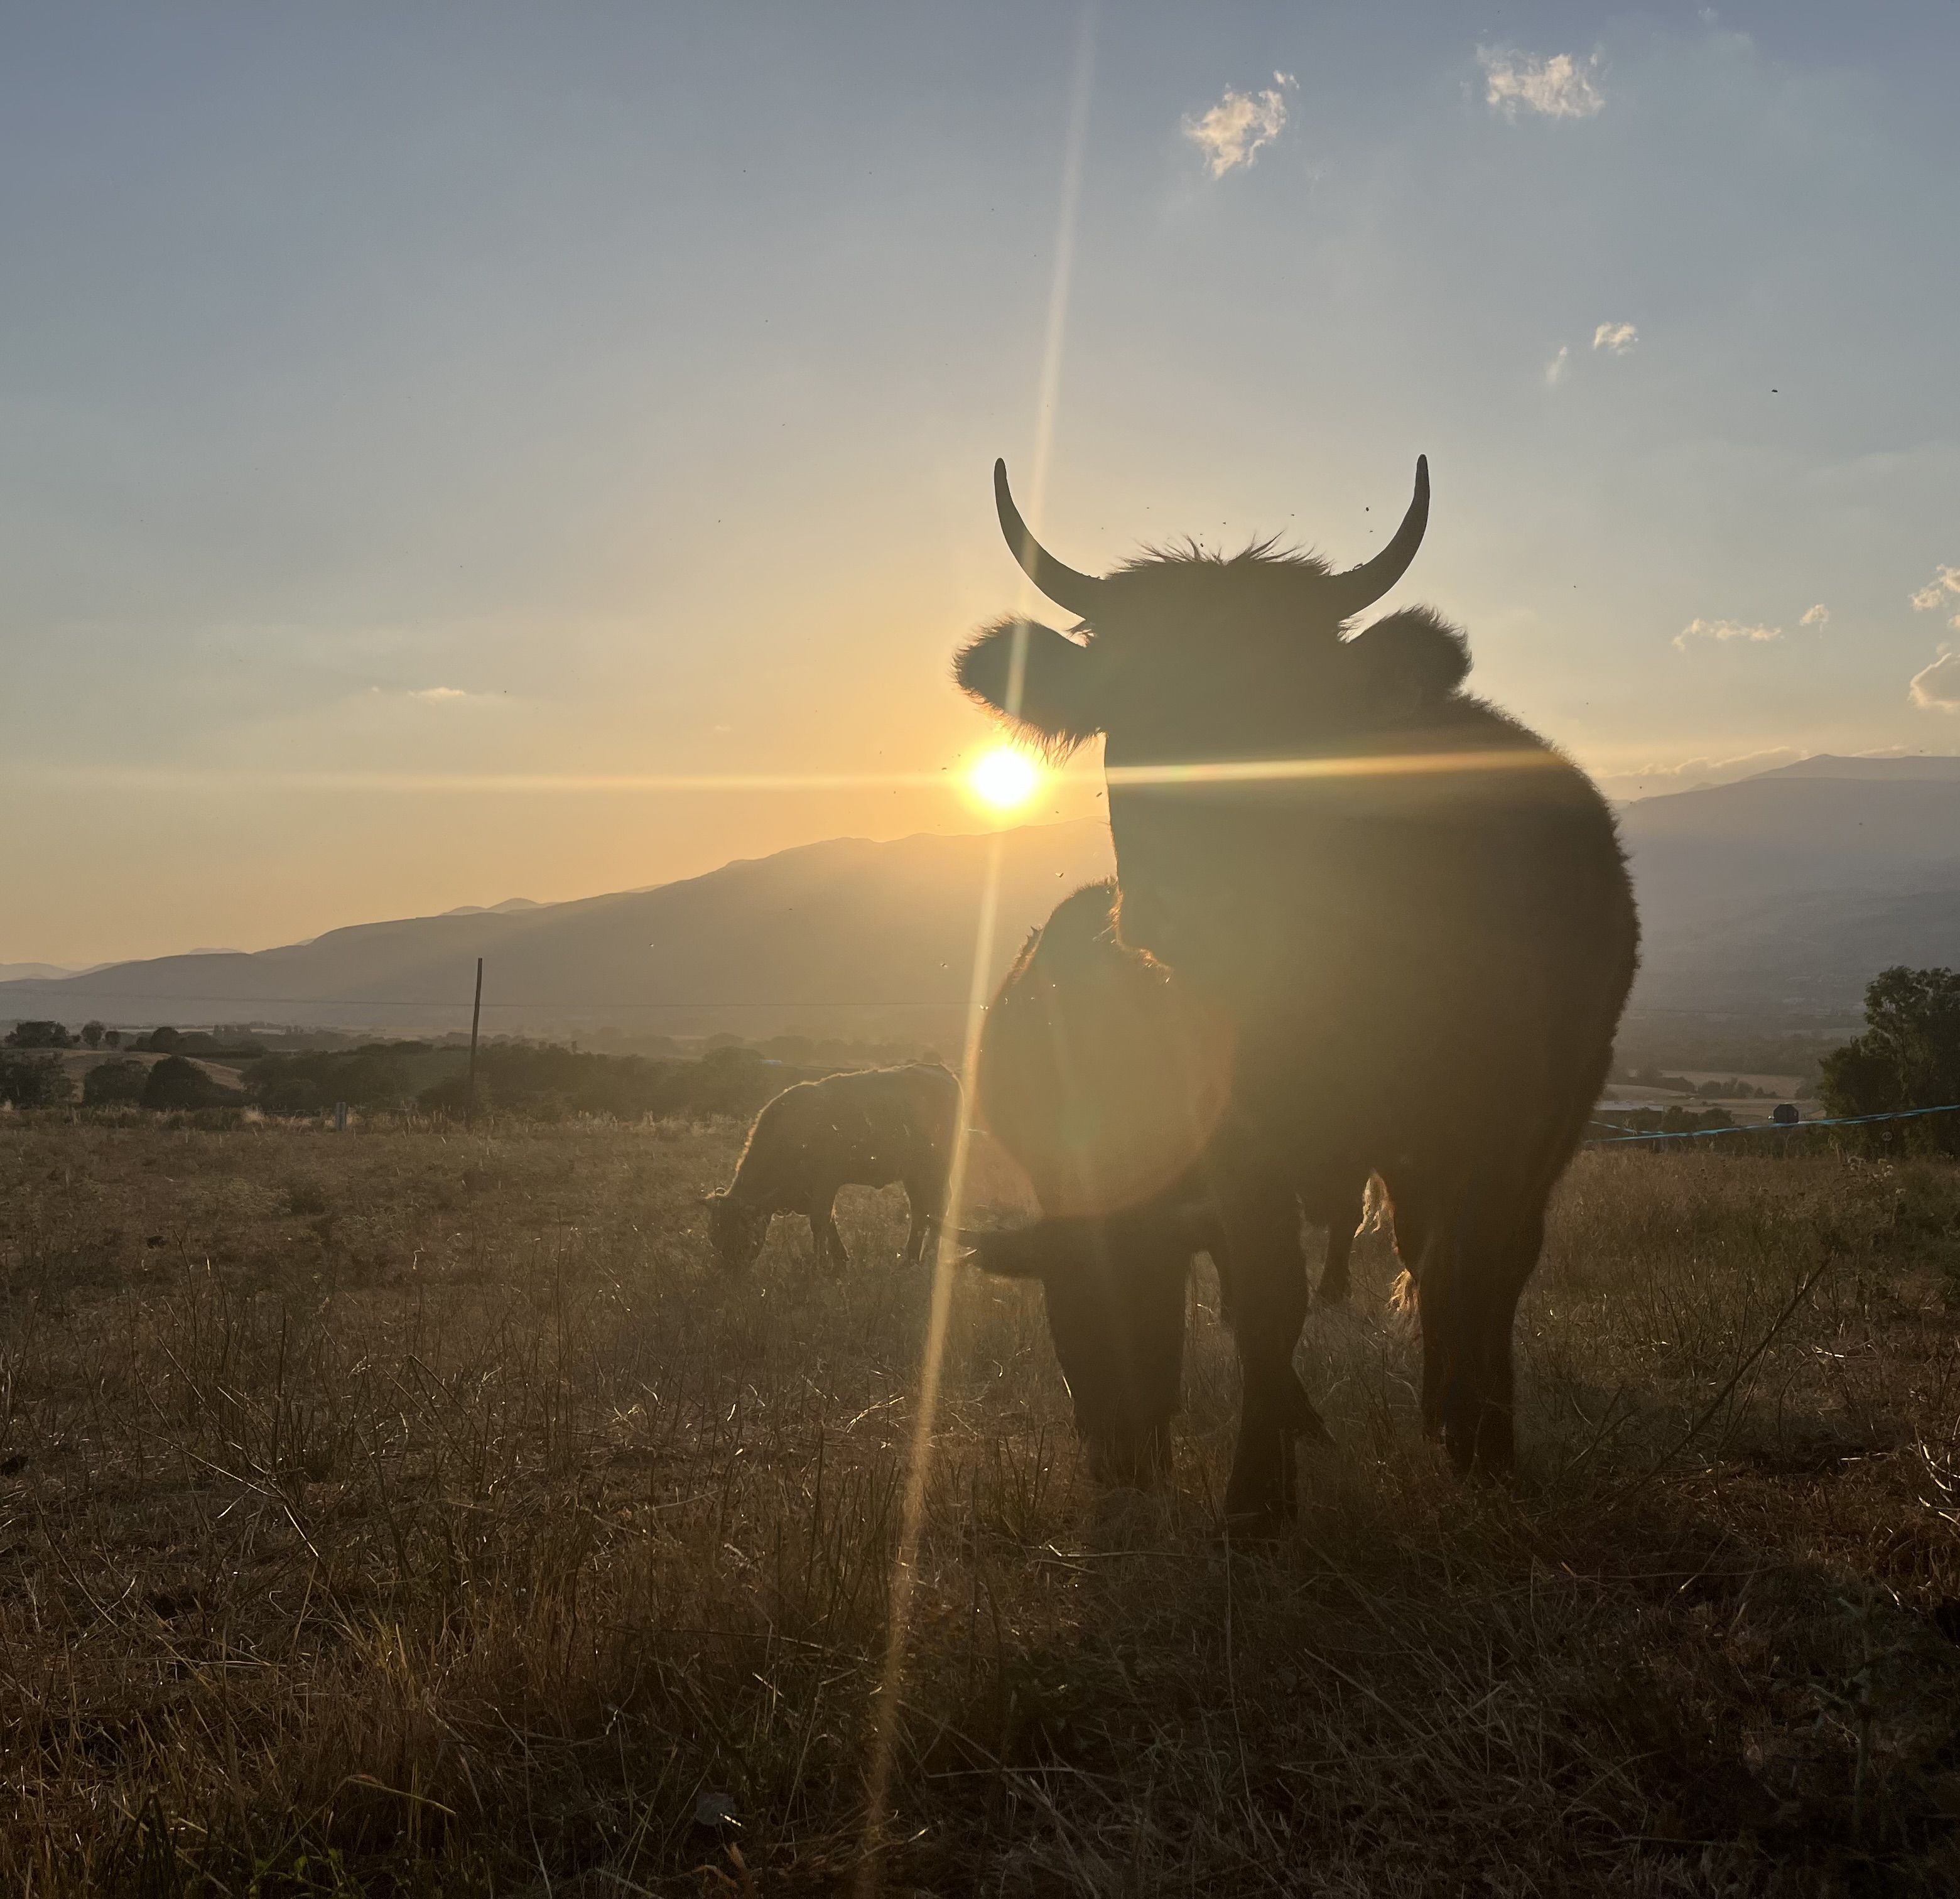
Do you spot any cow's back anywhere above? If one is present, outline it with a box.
[734,1063,959,1204]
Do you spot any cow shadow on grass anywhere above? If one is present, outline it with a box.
[899,1407,1960,1896]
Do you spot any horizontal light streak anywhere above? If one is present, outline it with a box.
[21,765,965,794]
[22,749,1562,796]
[1103,748,1566,787]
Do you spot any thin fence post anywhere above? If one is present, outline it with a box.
[467,958,484,1127]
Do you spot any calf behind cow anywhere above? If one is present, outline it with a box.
[706,1062,961,1272]
[965,882,1372,1484]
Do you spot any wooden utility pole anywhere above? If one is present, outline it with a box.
[467,957,484,1125]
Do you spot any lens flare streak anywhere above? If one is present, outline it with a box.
[21,749,1564,799]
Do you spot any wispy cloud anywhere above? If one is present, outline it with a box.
[1478,48,1605,121]
[1544,344,1571,387]
[1592,322,1638,354]
[1183,72,1296,177]
[1909,565,1960,615]
[1674,617,1782,651]
[364,684,483,705]
[1799,603,1830,627]
[1910,646,1960,711]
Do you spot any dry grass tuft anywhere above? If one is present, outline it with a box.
[1,1117,1957,1893]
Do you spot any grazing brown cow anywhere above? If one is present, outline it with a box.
[706,1063,961,1272]
[964,882,1372,1485]
[957,458,1638,1519]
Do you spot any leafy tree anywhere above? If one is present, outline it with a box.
[1820,966,1960,1154]
[0,1052,73,1107]
[247,1045,425,1114]
[4,1020,75,1049]
[80,1020,106,1049]
[418,1074,487,1118]
[102,1029,123,1049]
[83,1059,149,1106]
[141,1056,227,1112]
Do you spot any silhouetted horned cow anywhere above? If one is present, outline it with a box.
[963,882,1375,1486]
[956,458,1637,1519]
[705,1063,961,1273]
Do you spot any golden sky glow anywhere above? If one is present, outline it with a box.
[7,11,1960,971]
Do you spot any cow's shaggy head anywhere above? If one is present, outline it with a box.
[955,458,1463,771]
[960,1209,1197,1488]
[703,1190,769,1273]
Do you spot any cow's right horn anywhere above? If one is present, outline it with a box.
[995,460,1105,618]
[1323,455,1430,620]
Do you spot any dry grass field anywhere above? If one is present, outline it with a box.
[1,1113,1958,1896]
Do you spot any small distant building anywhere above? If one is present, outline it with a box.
[1772,1103,1800,1126]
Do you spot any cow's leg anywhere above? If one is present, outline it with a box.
[1416,1193,1546,1476]
[1314,1211,1354,1307]
[809,1188,849,1273]
[901,1169,945,1269]
[1206,1220,1240,1328]
[1216,1172,1324,1527]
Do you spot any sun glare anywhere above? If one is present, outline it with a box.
[966,745,1042,813]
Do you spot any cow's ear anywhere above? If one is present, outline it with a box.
[1343,608,1469,722]
[955,618,1099,750]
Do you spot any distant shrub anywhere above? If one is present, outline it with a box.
[418,1074,486,1118]
[1821,966,1960,1156]
[0,1052,73,1107]
[242,1035,835,1124]
[4,1020,75,1049]
[80,1020,106,1049]
[141,1056,228,1112]
[131,1025,265,1059]
[247,1043,435,1113]
[418,1040,816,1122]
[1605,1105,1737,1139]
[83,1058,150,1106]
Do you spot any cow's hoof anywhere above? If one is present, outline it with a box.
[1219,1501,1292,1542]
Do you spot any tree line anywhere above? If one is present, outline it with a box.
[4,970,1954,1149]
[0,1031,851,1122]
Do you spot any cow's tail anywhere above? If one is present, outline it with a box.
[1358,1171,1389,1236]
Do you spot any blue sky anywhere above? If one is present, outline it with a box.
[4,3,1957,964]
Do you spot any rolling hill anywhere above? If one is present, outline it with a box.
[3,755,1956,1041]
[1618,755,1960,1017]
[0,823,1117,1041]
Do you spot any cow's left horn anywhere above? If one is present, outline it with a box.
[995,460,1105,617]
[1324,455,1429,620]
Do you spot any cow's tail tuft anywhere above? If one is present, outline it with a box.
[1358,1172,1390,1236]
[1387,1268,1421,1336]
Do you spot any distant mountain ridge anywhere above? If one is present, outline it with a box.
[0,824,1117,1039]
[1752,754,1960,782]
[1618,755,1960,1017]
[4,755,1957,1036]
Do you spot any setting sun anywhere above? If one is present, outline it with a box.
[965,745,1043,813]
